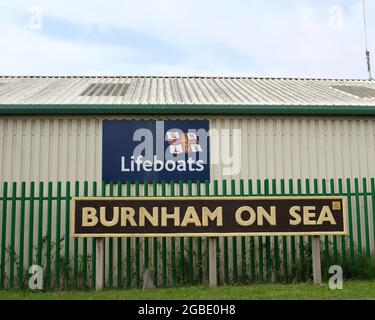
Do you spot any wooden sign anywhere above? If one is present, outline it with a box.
[71,196,348,238]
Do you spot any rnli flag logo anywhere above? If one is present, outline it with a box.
[167,131,203,154]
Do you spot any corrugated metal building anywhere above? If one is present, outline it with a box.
[1,75,375,289]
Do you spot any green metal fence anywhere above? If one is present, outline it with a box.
[0,178,374,290]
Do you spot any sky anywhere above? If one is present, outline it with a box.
[0,0,374,79]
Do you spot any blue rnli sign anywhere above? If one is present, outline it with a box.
[102,120,210,182]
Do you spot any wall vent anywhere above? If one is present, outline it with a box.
[331,85,375,98]
[80,83,130,97]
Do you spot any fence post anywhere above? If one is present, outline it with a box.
[96,238,105,291]
[209,237,218,287]
[312,236,322,285]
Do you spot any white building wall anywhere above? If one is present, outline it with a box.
[0,116,375,184]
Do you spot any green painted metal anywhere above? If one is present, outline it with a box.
[188,181,194,285]
[37,182,44,269]
[288,179,296,277]
[338,179,346,267]
[196,181,203,285]
[222,180,229,284]
[256,179,264,282]
[28,182,35,272]
[170,182,176,286]
[239,180,246,279]
[91,181,97,289]
[362,178,371,258]
[3,103,375,117]
[371,178,375,263]
[0,177,372,289]
[45,182,53,289]
[272,179,280,282]
[178,181,184,284]
[135,181,141,288]
[73,181,79,289]
[143,182,149,272]
[9,182,16,288]
[296,180,305,280]
[330,179,338,265]
[125,181,131,289]
[354,178,363,256]
[280,180,288,283]
[248,180,256,282]
[55,182,62,289]
[346,179,355,263]
[117,182,123,289]
[0,182,7,288]
[18,182,26,288]
[153,181,158,286]
[64,182,70,288]
[82,182,88,289]
[161,181,167,287]
[108,182,114,288]
[213,180,221,285]
[264,179,272,282]
[231,179,238,283]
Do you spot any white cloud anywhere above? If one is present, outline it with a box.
[0,0,374,78]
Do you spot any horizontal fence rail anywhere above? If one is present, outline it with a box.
[0,178,374,290]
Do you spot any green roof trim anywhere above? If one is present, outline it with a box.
[0,104,375,116]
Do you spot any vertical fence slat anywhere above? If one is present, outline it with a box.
[289,179,296,278]
[338,179,346,267]
[46,182,53,289]
[82,181,88,289]
[117,182,123,289]
[371,178,375,261]
[196,181,203,285]
[330,179,338,265]
[64,182,70,289]
[125,181,131,289]
[248,180,255,282]
[91,181,97,289]
[135,181,140,288]
[362,178,371,258]
[272,179,279,282]
[222,180,229,284]
[256,180,264,282]
[153,181,158,286]
[28,182,35,272]
[213,180,220,285]
[9,182,17,289]
[108,182,114,288]
[0,182,8,289]
[264,179,272,282]
[231,180,238,284]
[280,180,288,282]
[346,179,355,263]
[240,180,246,279]
[73,182,79,289]
[37,182,44,270]
[144,182,149,273]
[170,182,176,286]
[161,181,167,287]
[55,182,62,289]
[354,178,363,256]
[18,182,26,288]
[178,181,184,284]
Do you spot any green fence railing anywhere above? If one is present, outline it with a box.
[0,178,374,290]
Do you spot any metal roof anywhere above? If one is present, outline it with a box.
[0,76,375,115]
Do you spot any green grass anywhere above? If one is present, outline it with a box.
[1,281,375,300]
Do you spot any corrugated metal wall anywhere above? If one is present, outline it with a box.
[1,115,375,183]
[0,115,374,288]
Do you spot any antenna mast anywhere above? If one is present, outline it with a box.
[363,0,373,80]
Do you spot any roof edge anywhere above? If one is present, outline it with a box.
[1,104,375,116]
